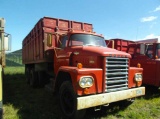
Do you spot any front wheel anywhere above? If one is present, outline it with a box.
[59,81,86,119]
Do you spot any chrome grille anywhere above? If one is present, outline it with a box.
[105,57,129,92]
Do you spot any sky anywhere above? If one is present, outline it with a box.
[1,0,160,52]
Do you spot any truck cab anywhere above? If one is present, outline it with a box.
[54,31,106,72]
[127,38,160,87]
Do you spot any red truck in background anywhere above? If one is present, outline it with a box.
[22,17,145,119]
[106,38,160,88]
[106,38,135,52]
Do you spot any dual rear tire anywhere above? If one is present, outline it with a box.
[25,67,46,88]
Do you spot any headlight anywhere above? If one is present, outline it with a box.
[79,76,94,88]
[134,73,143,81]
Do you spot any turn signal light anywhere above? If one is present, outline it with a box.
[84,88,89,94]
[137,63,141,68]
[77,63,83,69]
[136,81,142,87]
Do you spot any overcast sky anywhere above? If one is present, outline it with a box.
[1,0,160,51]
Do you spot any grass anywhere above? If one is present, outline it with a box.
[3,67,160,119]
[3,67,60,119]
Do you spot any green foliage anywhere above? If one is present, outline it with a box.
[6,50,23,67]
[3,104,19,119]
[3,67,160,119]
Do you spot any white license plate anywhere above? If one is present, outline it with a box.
[136,89,142,96]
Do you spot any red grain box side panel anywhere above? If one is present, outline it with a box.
[43,17,57,28]
[43,27,56,51]
[33,38,36,61]
[26,43,29,62]
[42,18,69,51]
[31,39,34,61]
[24,37,28,63]
[22,40,26,63]
[83,23,93,31]
[114,40,128,52]
[58,19,70,30]
[35,33,40,60]
[71,21,93,31]
[106,39,135,52]
[42,17,71,30]
[38,28,44,60]
[72,21,83,30]
[116,39,134,52]
[28,38,32,61]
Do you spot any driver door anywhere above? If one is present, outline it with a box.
[54,35,71,74]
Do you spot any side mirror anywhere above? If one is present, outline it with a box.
[140,44,145,55]
[4,34,11,51]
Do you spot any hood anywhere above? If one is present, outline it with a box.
[69,46,131,58]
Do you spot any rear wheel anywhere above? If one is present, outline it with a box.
[29,69,38,87]
[37,71,46,87]
[25,67,30,84]
[59,81,86,119]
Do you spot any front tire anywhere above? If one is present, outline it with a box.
[59,81,86,119]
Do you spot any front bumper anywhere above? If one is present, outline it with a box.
[77,87,145,110]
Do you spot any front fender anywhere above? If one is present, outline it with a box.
[128,67,143,88]
[57,66,103,95]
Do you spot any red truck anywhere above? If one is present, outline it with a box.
[106,38,160,88]
[22,17,145,119]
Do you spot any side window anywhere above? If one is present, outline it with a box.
[146,45,153,58]
[156,44,160,58]
[157,49,160,58]
[59,35,68,48]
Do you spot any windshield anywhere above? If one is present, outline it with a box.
[146,45,153,58]
[69,34,106,47]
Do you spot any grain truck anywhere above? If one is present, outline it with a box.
[22,17,145,119]
[0,18,11,118]
[106,38,160,88]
